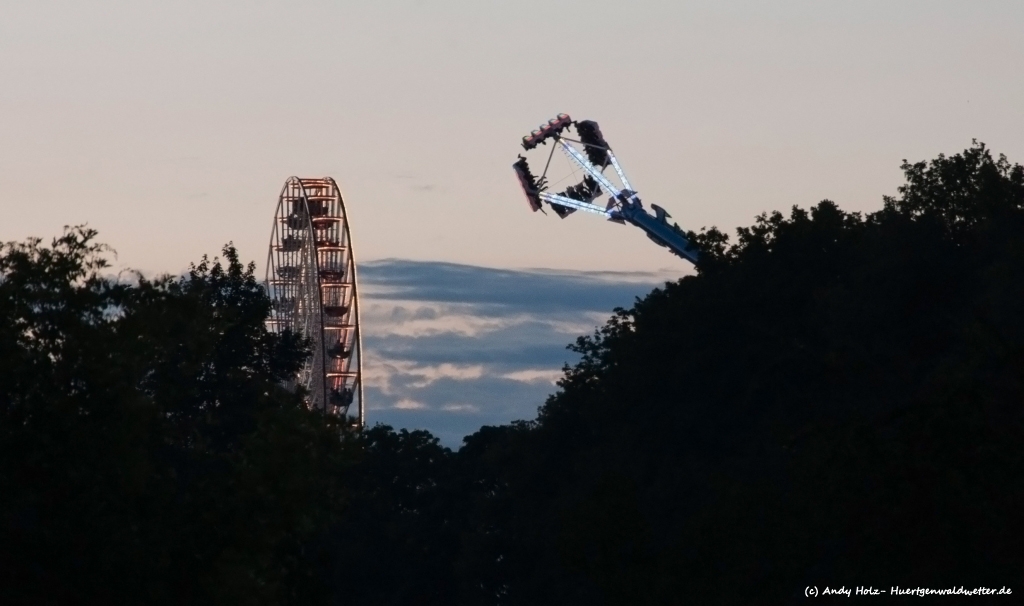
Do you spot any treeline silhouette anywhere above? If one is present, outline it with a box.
[2,143,1022,604]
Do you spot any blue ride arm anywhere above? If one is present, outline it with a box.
[616,202,700,264]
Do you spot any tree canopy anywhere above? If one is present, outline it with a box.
[2,142,1022,604]
[0,232,352,605]
[444,142,1024,603]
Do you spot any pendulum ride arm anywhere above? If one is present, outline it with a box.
[554,139,700,264]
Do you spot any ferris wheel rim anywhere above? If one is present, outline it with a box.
[326,177,365,428]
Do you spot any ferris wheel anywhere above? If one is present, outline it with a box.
[513,114,700,264]
[265,177,363,424]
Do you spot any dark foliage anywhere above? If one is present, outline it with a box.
[0,232,353,605]
[440,142,1024,604]
[314,425,461,605]
[3,142,1022,605]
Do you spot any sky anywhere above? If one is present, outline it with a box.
[359,260,677,445]
[3,1,1023,444]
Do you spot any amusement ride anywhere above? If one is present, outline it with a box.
[513,114,700,264]
[259,115,696,426]
[264,177,364,424]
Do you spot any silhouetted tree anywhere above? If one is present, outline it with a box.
[450,142,1024,604]
[0,229,353,605]
[315,425,462,605]
[5,141,1023,605]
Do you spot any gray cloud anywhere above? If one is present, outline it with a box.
[360,259,675,313]
[364,319,590,368]
[358,259,674,446]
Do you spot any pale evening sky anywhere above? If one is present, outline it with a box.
[4,1,1023,442]
[2,0,1022,275]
